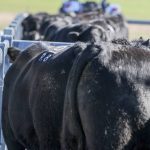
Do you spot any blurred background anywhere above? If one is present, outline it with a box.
[0,0,150,40]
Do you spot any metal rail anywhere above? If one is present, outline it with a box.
[127,19,150,25]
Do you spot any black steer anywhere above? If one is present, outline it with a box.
[2,42,85,150]
[39,15,72,38]
[62,40,150,150]
[45,23,108,43]
[22,12,51,40]
[43,19,72,41]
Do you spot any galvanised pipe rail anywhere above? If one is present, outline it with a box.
[13,40,74,50]
[127,19,150,25]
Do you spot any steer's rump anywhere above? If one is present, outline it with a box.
[2,42,85,150]
[62,41,150,150]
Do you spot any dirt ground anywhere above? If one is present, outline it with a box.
[128,24,150,40]
[0,13,16,29]
[0,13,150,40]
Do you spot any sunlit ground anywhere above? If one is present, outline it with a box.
[0,12,16,30]
[128,24,150,40]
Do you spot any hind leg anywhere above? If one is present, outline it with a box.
[5,139,25,150]
[2,108,25,150]
[2,122,25,150]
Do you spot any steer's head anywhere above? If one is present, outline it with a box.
[67,25,107,43]
[22,14,37,32]
[7,43,47,67]
[7,47,21,63]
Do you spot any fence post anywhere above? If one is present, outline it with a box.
[1,35,12,74]
[3,28,15,38]
[0,34,13,150]
[0,43,7,150]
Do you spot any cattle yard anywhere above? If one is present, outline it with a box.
[0,13,150,150]
[0,0,150,149]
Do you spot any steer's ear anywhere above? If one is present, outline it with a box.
[7,47,21,63]
[68,32,79,41]
[142,39,150,47]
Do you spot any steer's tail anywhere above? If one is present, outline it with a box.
[61,43,101,150]
[124,119,150,150]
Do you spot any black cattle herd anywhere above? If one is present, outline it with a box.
[2,7,150,150]
[21,12,128,42]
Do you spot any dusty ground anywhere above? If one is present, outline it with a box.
[0,13,16,29]
[128,24,150,40]
[0,13,150,40]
